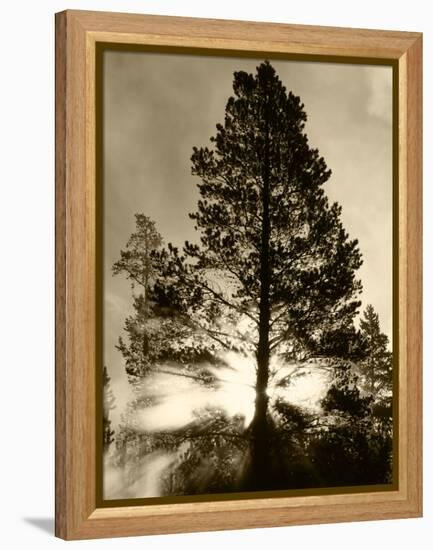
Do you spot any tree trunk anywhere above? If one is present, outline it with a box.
[250,342,270,488]
[250,99,272,489]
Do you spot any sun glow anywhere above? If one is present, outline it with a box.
[269,359,331,412]
[132,352,329,435]
[105,351,331,499]
[135,352,257,432]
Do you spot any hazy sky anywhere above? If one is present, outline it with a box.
[103,50,393,413]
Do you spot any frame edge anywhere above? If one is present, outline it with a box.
[55,9,68,540]
[404,34,423,518]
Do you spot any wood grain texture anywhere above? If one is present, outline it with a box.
[55,10,96,539]
[55,10,423,540]
[403,35,423,514]
[55,10,67,539]
[73,9,419,58]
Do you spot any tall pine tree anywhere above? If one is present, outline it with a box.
[154,61,363,488]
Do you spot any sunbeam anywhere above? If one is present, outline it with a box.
[103,351,332,499]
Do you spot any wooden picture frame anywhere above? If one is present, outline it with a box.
[55,9,422,540]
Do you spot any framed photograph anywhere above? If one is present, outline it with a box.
[55,10,422,540]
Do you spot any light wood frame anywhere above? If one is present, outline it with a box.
[55,9,422,540]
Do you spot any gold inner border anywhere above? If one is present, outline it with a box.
[95,42,399,509]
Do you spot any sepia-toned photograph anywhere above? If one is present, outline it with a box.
[100,50,394,501]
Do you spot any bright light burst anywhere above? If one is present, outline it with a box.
[105,351,331,499]
[133,352,329,434]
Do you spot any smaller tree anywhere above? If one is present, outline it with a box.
[113,214,163,311]
[359,305,392,397]
[103,366,116,452]
[113,214,165,378]
[114,214,228,381]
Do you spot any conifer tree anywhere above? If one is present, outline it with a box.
[359,304,392,397]
[103,366,116,452]
[113,215,163,378]
[155,61,363,487]
[114,214,220,381]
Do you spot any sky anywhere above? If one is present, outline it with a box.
[102,50,393,423]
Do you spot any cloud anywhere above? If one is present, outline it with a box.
[366,66,393,123]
